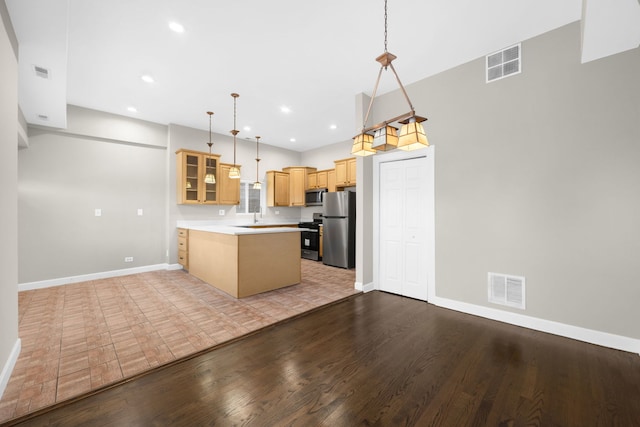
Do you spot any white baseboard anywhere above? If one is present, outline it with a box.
[354,281,375,293]
[430,295,640,355]
[362,281,375,293]
[0,339,21,400]
[166,263,185,271]
[18,263,171,291]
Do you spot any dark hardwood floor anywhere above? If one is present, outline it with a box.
[5,291,640,426]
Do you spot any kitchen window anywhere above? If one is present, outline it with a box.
[238,180,261,214]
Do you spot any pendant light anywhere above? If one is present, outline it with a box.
[351,0,429,156]
[253,136,262,190]
[228,93,241,179]
[204,111,216,184]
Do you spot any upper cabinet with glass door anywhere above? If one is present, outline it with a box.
[176,149,220,204]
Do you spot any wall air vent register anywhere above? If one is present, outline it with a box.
[488,272,525,309]
[486,44,521,83]
[33,65,50,79]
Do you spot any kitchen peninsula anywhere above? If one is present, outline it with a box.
[178,225,302,298]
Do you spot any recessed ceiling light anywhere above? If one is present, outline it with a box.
[289,138,296,142]
[127,106,137,113]
[329,124,337,130]
[168,22,185,33]
[243,126,251,132]
[141,75,155,83]
[280,106,291,114]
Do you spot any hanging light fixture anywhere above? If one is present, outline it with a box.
[204,111,216,184]
[229,93,241,179]
[352,0,429,156]
[253,136,262,189]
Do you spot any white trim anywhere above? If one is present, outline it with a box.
[372,147,436,301]
[166,263,185,271]
[19,263,172,291]
[355,281,375,293]
[430,295,640,355]
[0,339,21,399]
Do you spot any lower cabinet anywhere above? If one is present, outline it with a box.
[177,228,188,270]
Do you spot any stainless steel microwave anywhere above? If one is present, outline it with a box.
[305,188,327,206]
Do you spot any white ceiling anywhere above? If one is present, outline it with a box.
[6,0,640,152]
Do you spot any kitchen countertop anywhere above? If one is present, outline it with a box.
[180,224,303,236]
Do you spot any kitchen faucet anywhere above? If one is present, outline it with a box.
[253,207,262,224]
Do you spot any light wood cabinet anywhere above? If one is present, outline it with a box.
[307,172,317,190]
[283,167,316,206]
[327,169,336,192]
[218,163,241,205]
[307,169,331,190]
[267,171,290,207]
[176,149,220,204]
[334,157,356,187]
[177,228,189,270]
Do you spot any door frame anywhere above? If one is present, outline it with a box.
[372,146,435,301]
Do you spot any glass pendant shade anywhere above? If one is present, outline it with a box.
[372,125,399,151]
[397,118,429,151]
[228,166,241,179]
[351,133,376,156]
[253,182,262,190]
[204,111,216,183]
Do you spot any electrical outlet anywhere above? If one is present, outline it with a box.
[124,257,133,262]
[95,208,102,217]
[219,209,225,216]
[275,210,280,215]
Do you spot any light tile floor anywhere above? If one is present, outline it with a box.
[0,260,358,422]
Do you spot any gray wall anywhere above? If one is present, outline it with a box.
[0,0,19,393]
[367,22,640,339]
[18,107,168,283]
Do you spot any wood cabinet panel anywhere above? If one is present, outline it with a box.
[283,167,316,206]
[334,158,356,187]
[176,149,220,204]
[316,170,328,189]
[177,228,189,270]
[307,173,317,190]
[327,169,336,192]
[267,171,290,207]
[218,163,241,205]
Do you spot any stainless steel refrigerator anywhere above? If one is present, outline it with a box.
[322,191,356,268]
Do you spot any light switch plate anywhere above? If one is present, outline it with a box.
[95,208,102,217]
[219,209,225,215]
[137,209,143,216]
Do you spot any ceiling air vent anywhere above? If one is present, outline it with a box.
[33,65,50,79]
[486,44,521,83]
[488,272,525,309]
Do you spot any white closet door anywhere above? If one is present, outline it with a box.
[379,157,428,300]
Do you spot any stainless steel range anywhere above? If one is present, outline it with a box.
[298,213,323,261]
